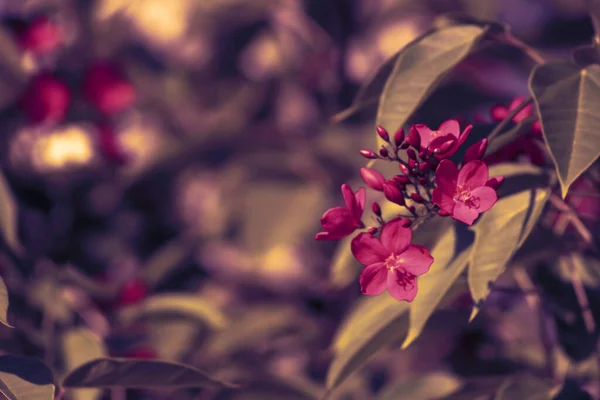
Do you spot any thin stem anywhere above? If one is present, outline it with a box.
[499,32,547,64]
[549,194,600,255]
[565,256,595,333]
[487,97,534,142]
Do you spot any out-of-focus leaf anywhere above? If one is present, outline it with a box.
[215,376,319,400]
[117,293,228,329]
[62,328,107,400]
[529,62,600,197]
[326,293,409,393]
[0,277,11,328]
[494,374,554,400]
[29,278,72,324]
[205,305,318,357]
[554,254,600,289]
[468,186,550,319]
[0,172,21,256]
[0,28,27,111]
[485,116,537,156]
[402,230,472,348]
[445,376,508,399]
[0,355,55,400]
[62,358,233,389]
[376,371,463,400]
[145,318,200,361]
[58,267,119,300]
[141,238,192,287]
[376,24,488,139]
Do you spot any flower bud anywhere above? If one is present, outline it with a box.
[21,74,71,124]
[379,146,389,157]
[367,227,378,235]
[410,193,425,203]
[419,162,430,173]
[463,138,488,164]
[383,182,405,206]
[408,158,417,169]
[406,148,417,160]
[83,62,136,116]
[406,126,421,149]
[18,16,63,55]
[372,201,382,216]
[428,135,457,159]
[418,177,427,184]
[399,163,410,175]
[419,150,427,159]
[438,210,451,217]
[485,176,505,190]
[408,205,416,213]
[400,218,412,227]
[393,128,405,147]
[360,149,378,159]
[376,125,390,142]
[360,167,386,191]
[400,142,410,149]
[394,175,410,184]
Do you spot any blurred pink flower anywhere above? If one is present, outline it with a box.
[351,219,433,302]
[315,184,365,241]
[433,160,500,226]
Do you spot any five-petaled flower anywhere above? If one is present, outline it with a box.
[315,184,365,240]
[411,119,472,158]
[351,218,434,302]
[432,160,501,226]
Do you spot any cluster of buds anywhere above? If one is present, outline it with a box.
[316,120,504,302]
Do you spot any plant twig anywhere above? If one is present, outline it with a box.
[487,97,534,142]
[565,256,595,333]
[549,194,600,255]
[498,33,547,64]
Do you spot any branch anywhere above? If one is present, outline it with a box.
[548,194,600,255]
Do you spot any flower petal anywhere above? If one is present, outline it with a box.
[380,218,412,254]
[315,231,335,240]
[359,262,388,296]
[399,245,434,275]
[387,270,418,302]
[457,124,473,147]
[452,202,480,226]
[438,119,460,137]
[341,184,356,213]
[321,207,357,238]
[470,186,498,213]
[353,187,366,220]
[414,124,434,147]
[457,160,488,189]
[432,188,456,214]
[435,159,459,195]
[351,232,389,266]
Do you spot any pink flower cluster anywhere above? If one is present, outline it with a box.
[316,120,504,302]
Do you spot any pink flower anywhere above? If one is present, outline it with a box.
[411,119,472,157]
[432,160,500,226]
[351,219,433,302]
[316,184,365,240]
[490,97,542,138]
[484,136,546,167]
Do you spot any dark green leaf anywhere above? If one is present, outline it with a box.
[62,358,233,389]
[0,356,55,400]
[529,62,600,197]
[376,24,489,136]
[215,376,319,400]
[376,371,463,400]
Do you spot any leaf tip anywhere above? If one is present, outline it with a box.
[468,306,479,322]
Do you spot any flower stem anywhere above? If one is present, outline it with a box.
[487,96,534,142]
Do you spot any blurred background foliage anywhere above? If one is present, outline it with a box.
[0,0,598,399]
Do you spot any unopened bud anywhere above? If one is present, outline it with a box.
[376,125,390,142]
[463,138,488,164]
[410,193,425,203]
[408,158,417,169]
[383,182,405,206]
[367,227,378,235]
[418,177,427,184]
[400,218,412,227]
[485,176,505,190]
[419,162,430,173]
[372,201,382,216]
[438,210,451,217]
[406,126,421,149]
[379,146,389,157]
[399,163,410,175]
[360,149,378,159]
[394,175,410,184]
[408,205,416,213]
[393,128,405,147]
[360,167,386,191]
[400,142,410,149]
[406,148,417,160]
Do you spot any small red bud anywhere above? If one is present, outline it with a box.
[400,142,410,150]
[418,177,427,184]
[438,210,451,217]
[394,175,410,184]
[419,150,427,159]
[18,16,63,55]
[83,62,136,116]
[393,128,405,147]
[21,74,71,125]
[372,201,382,216]
[360,167,386,191]
[118,279,147,306]
[406,126,421,149]
[400,218,412,227]
[376,125,390,142]
[419,162,430,173]
[367,227,378,235]
[410,193,425,203]
[360,149,378,159]
[408,159,417,169]
[399,163,410,175]
[463,138,488,164]
[383,182,405,206]
[406,148,417,160]
[379,146,389,157]
[485,176,505,190]
[408,205,416,213]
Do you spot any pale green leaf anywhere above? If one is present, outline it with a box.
[494,375,554,400]
[62,358,233,389]
[468,187,550,318]
[141,239,191,287]
[117,293,228,329]
[0,172,21,256]
[62,328,107,400]
[0,277,11,328]
[0,356,55,400]
[376,24,488,136]
[377,371,463,400]
[529,62,600,197]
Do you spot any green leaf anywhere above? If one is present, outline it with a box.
[0,355,55,400]
[376,371,463,400]
[494,375,554,400]
[0,277,11,328]
[145,318,200,361]
[62,328,107,400]
[215,376,318,400]
[62,358,233,389]
[376,24,489,136]
[529,62,600,197]
[0,171,21,256]
[326,293,410,393]
[402,234,472,348]
[117,293,228,329]
[467,186,550,319]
